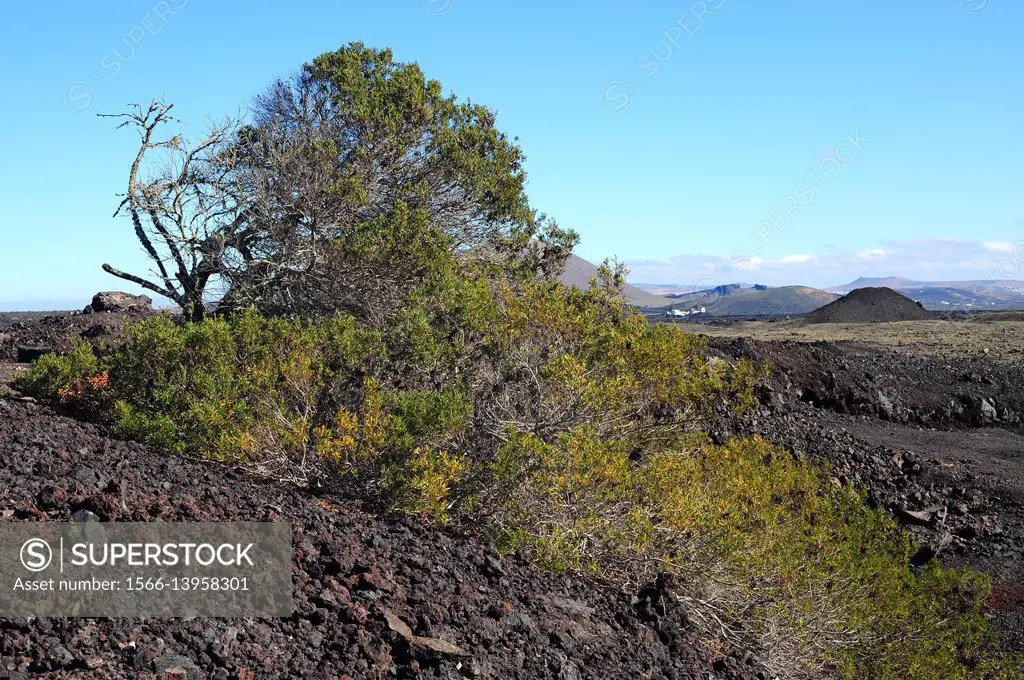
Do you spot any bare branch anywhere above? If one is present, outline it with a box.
[101,99,246,320]
[102,263,180,302]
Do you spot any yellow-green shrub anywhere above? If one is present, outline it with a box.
[487,429,1017,679]
[314,378,394,467]
[95,311,476,502]
[481,273,762,444]
[15,340,100,400]
[103,311,380,472]
[314,379,473,520]
[16,267,1021,679]
[384,446,467,525]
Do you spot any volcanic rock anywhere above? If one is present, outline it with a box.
[15,345,53,363]
[86,292,152,314]
[803,287,932,324]
[0,397,758,679]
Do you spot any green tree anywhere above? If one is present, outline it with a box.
[105,45,575,322]
[218,42,575,320]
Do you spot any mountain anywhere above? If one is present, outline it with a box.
[826,277,917,291]
[634,282,755,296]
[559,253,672,308]
[571,266,1024,313]
[664,285,839,316]
[666,283,747,299]
[828,278,1024,310]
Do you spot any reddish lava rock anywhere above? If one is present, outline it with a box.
[0,396,759,679]
[987,584,1024,614]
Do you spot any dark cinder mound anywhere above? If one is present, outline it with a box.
[803,287,932,324]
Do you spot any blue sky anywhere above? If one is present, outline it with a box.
[1,1,1022,309]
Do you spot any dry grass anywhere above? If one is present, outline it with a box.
[672,318,1024,363]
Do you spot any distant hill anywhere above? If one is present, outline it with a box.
[828,277,1024,310]
[635,282,754,296]
[666,285,838,316]
[559,253,672,308]
[826,277,917,291]
[666,283,751,299]
[805,287,932,324]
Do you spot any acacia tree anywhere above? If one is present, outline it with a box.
[101,100,246,321]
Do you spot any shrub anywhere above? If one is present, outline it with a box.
[15,340,103,407]
[16,273,1021,678]
[383,446,467,525]
[102,311,382,476]
[215,44,578,321]
[51,309,474,499]
[487,429,1018,679]
[480,271,759,444]
[314,379,474,520]
[385,386,474,450]
[314,378,394,469]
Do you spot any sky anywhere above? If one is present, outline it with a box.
[1,0,1022,309]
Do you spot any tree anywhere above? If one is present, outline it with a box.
[101,100,244,321]
[217,42,576,320]
[105,45,576,323]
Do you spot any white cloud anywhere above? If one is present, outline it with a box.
[734,256,763,270]
[626,238,1024,288]
[983,241,1014,253]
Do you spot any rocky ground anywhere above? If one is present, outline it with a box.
[0,312,761,680]
[0,293,155,361]
[3,306,1023,674]
[0,311,133,361]
[707,336,1024,652]
[712,338,1024,430]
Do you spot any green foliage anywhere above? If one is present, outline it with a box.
[489,429,1016,679]
[384,387,474,450]
[303,43,532,230]
[480,265,757,444]
[14,340,101,402]
[43,310,474,508]
[19,264,1019,679]
[383,446,467,525]
[104,311,380,467]
[222,43,577,318]
[44,40,1020,676]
